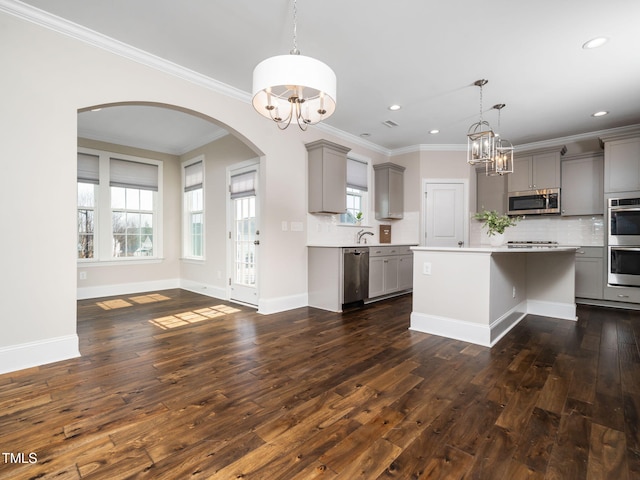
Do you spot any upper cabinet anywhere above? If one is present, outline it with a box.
[476,167,507,213]
[600,131,640,193]
[374,162,405,219]
[561,152,604,216]
[508,146,566,193]
[306,140,350,214]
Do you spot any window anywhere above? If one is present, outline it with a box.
[341,158,369,224]
[183,158,204,259]
[77,153,98,259]
[110,158,158,258]
[77,148,162,262]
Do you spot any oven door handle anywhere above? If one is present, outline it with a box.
[610,247,640,252]
[611,207,640,212]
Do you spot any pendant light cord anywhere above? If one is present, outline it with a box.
[291,0,300,55]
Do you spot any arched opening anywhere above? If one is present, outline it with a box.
[76,102,263,307]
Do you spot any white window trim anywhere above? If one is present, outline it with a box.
[77,147,163,264]
[181,155,205,260]
[339,154,371,226]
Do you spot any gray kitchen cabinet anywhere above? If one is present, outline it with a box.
[476,166,507,213]
[397,254,413,291]
[368,245,413,298]
[561,152,604,216]
[306,139,351,214]
[600,131,640,193]
[374,162,405,219]
[508,146,565,192]
[575,247,603,300]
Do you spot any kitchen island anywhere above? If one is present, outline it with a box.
[410,245,578,347]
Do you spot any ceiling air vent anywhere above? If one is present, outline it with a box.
[382,120,399,128]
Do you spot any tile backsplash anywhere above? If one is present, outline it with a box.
[308,212,604,247]
[307,211,420,246]
[471,215,604,246]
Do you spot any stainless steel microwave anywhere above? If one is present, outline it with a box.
[507,188,560,216]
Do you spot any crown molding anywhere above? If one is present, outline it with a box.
[0,0,250,104]
[313,122,391,156]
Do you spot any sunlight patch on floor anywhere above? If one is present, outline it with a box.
[97,293,171,310]
[149,304,242,330]
[130,293,171,304]
[96,299,134,310]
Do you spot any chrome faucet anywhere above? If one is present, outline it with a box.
[357,229,374,244]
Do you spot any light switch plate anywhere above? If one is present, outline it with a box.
[423,262,431,275]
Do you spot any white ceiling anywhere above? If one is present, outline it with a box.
[15,0,640,153]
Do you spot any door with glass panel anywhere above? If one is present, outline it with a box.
[229,164,260,306]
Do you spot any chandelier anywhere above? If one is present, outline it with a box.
[467,79,495,165]
[251,0,337,130]
[486,104,514,176]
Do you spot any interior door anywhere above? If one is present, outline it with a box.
[425,182,465,247]
[229,164,259,306]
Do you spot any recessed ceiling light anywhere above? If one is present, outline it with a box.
[360,133,371,137]
[582,37,608,49]
[592,111,609,117]
[388,104,401,111]
[429,129,440,134]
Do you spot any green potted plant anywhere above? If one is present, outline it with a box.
[355,211,363,225]
[474,210,519,245]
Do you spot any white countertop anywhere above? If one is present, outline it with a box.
[308,243,417,248]
[411,245,579,253]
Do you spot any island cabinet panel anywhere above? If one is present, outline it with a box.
[508,146,564,193]
[306,140,351,214]
[575,247,604,300]
[374,163,405,219]
[601,132,640,193]
[368,245,412,298]
[561,152,604,216]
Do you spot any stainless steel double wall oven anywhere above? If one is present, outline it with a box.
[608,194,640,287]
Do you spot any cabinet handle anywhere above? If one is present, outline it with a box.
[577,250,585,254]
[618,294,629,298]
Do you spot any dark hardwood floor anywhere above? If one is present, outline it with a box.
[1,289,639,479]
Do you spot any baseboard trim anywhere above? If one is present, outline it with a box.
[77,279,180,300]
[0,335,80,375]
[410,303,528,348]
[527,299,577,321]
[258,293,308,315]
[180,280,227,302]
[409,312,493,347]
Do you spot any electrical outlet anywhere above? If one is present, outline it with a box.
[423,262,432,275]
[79,271,87,280]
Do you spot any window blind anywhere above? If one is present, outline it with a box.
[184,161,203,192]
[77,153,100,184]
[347,158,368,191]
[230,170,256,199]
[110,158,159,191]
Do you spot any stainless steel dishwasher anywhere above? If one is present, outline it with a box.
[342,247,369,306]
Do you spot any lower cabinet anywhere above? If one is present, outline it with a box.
[369,246,413,298]
[575,247,603,300]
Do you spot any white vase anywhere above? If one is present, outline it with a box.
[489,232,505,247]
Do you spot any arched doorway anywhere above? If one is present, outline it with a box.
[76,102,263,305]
